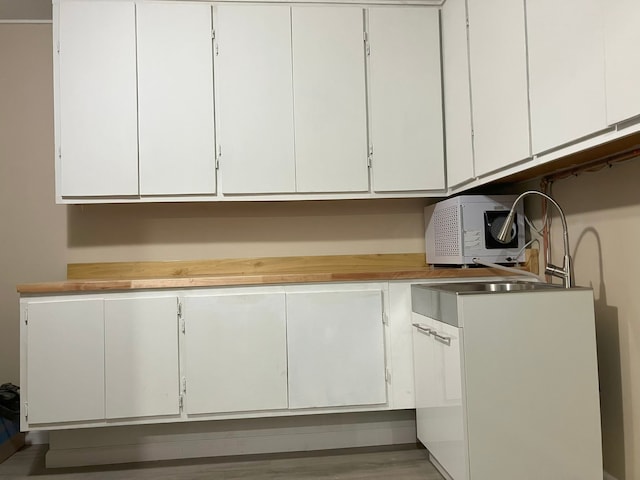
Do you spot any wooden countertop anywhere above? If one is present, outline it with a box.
[17,252,539,294]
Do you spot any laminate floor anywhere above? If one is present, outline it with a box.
[0,445,445,480]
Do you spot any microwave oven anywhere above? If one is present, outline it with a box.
[425,195,525,265]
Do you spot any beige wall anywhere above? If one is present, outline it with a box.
[0,24,428,385]
[0,0,51,21]
[526,159,640,480]
[0,25,67,386]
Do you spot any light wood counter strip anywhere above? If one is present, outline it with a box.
[17,251,539,294]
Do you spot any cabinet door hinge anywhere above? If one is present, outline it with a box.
[382,312,388,326]
[385,369,391,383]
[367,144,373,168]
[216,145,221,170]
[179,395,184,411]
[363,31,370,56]
[56,41,60,54]
[24,308,28,325]
[181,376,187,394]
[24,402,28,419]
[211,28,216,40]
[178,300,185,333]
[58,147,61,160]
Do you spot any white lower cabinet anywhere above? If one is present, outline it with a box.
[21,283,395,431]
[412,287,602,480]
[412,314,466,480]
[286,288,387,409]
[182,292,288,415]
[104,297,180,420]
[25,299,105,425]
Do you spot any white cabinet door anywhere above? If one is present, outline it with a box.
[441,0,474,188]
[412,314,437,442]
[26,299,104,424]
[604,0,640,124]
[137,3,216,196]
[368,8,444,192]
[468,0,530,176]
[292,7,368,193]
[286,290,386,409]
[57,1,138,197]
[183,293,288,414]
[412,315,467,480]
[527,0,607,153]
[104,297,180,420]
[215,5,296,195]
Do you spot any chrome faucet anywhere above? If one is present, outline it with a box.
[497,190,574,288]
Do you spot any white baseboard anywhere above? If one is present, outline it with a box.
[46,410,417,468]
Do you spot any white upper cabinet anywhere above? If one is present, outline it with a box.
[526,0,607,154]
[368,8,444,192]
[441,0,474,188]
[214,5,296,194]
[291,7,369,193]
[104,297,180,420]
[137,3,216,196]
[467,0,530,176]
[603,0,640,125]
[56,0,138,197]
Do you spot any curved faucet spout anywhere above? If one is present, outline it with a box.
[497,190,573,288]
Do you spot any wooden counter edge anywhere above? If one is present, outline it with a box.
[66,250,538,280]
[17,268,539,295]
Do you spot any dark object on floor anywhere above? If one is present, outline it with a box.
[1,416,25,464]
[0,384,19,422]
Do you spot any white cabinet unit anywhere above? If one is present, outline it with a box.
[136,2,216,196]
[183,292,288,415]
[104,297,180,419]
[25,299,105,424]
[441,0,474,188]
[56,0,138,198]
[526,0,607,153]
[20,282,406,431]
[412,284,602,480]
[54,1,451,201]
[467,0,530,176]
[604,0,640,125]
[368,8,444,192]
[286,289,387,409]
[292,7,369,193]
[214,5,296,194]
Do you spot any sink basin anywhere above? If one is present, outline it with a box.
[423,280,561,294]
[411,280,577,326]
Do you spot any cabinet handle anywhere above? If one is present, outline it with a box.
[432,331,451,346]
[412,323,434,336]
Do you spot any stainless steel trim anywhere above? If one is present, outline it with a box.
[412,323,434,336]
[432,331,451,346]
